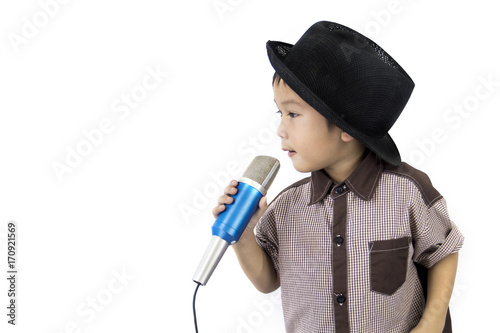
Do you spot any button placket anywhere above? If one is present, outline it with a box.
[331,189,350,329]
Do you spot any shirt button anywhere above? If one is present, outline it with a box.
[336,294,346,305]
[335,235,344,246]
[334,186,344,194]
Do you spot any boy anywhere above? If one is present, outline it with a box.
[213,21,463,332]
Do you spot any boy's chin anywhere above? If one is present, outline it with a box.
[291,160,315,174]
[291,157,328,174]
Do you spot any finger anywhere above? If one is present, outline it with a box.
[212,204,226,218]
[217,194,234,205]
[254,197,268,219]
[258,196,268,210]
[224,180,239,195]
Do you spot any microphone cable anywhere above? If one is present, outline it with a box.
[193,282,202,332]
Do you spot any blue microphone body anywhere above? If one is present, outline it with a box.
[193,155,280,286]
[212,182,263,245]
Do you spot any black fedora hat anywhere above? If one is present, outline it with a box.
[267,21,414,166]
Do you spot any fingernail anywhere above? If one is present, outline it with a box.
[231,180,238,185]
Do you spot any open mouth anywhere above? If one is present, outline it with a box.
[283,148,296,158]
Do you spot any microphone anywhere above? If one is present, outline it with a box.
[192,155,280,286]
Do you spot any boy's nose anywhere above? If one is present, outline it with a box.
[277,119,287,139]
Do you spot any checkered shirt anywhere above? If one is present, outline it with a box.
[255,151,464,333]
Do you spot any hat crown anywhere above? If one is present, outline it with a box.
[280,21,414,138]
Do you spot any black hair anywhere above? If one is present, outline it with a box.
[272,72,285,86]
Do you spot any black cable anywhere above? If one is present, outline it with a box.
[193,282,202,333]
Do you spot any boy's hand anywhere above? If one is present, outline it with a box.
[213,180,278,293]
[212,180,268,242]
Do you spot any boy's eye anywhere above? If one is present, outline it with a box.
[276,110,299,118]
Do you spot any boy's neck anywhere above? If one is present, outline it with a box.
[324,148,367,184]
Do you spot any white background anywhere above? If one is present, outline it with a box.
[0,0,498,332]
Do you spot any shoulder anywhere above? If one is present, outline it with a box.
[382,162,442,207]
[257,176,312,230]
[268,176,312,207]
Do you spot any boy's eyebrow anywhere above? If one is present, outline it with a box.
[274,99,303,106]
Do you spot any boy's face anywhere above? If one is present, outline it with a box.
[273,80,361,179]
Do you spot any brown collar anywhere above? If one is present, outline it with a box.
[309,151,384,204]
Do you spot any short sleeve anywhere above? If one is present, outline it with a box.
[255,203,280,274]
[411,196,464,268]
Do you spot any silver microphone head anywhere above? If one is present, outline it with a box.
[239,156,280,196]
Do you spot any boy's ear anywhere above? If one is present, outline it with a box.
[340,131,356,143]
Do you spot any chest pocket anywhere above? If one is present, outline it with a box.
[369,237,411,295]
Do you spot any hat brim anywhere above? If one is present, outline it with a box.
[267,40,402,166]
